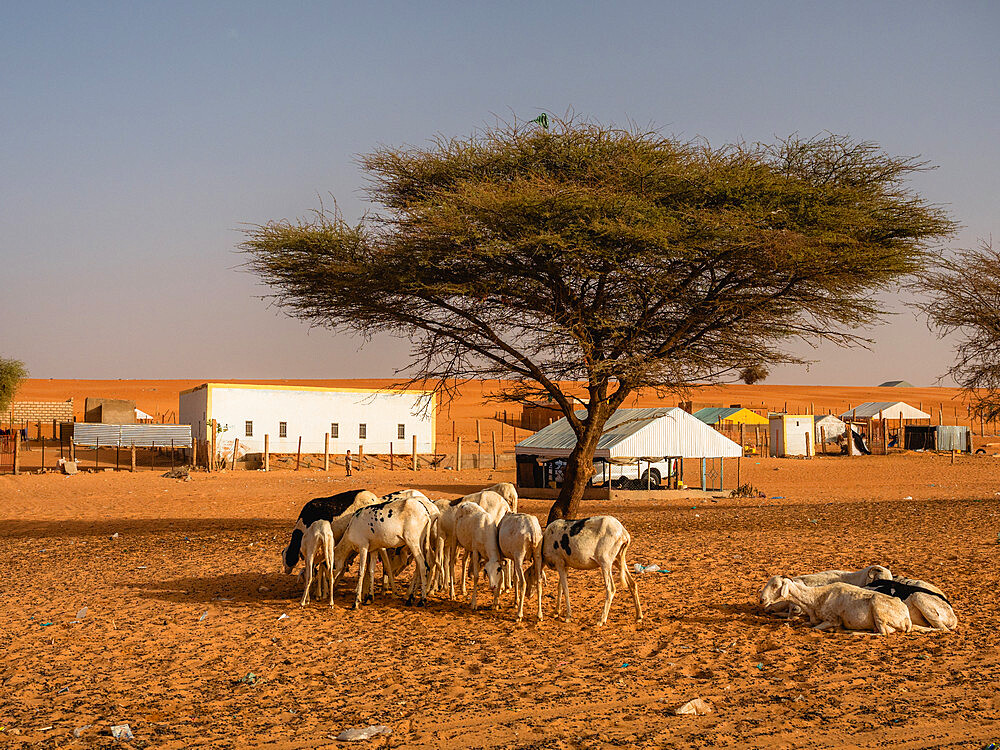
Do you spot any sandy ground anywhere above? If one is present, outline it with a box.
[1,453,999,748]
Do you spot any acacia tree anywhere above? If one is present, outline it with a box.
[916,241,1000,422]
[0,357,28,415]
[242,119,954,520]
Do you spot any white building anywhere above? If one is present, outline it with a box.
[179,383,435,458]
[840,401,931,422]
[769,414,815,457]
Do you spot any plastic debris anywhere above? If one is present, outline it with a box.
[770,496,785,500]
[76,607,88,620]
[110,533,119,540]
[674,698,713,716]
[903,496,913,500]
[73,725,92,738]
[336,725,393,742]
[237,672,258,685]
[110,724,134,741]
[40,622,53,627]
[277,613,288,621]
[199,611,208,621]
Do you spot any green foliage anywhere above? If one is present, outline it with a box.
[916,241,1000,421]
[0,357,28,414]
[242,117,955,516]
[740,365,769,385]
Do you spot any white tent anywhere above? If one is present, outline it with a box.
[515,407,742,460]
[840,401,930,421]
[135,408,155,422]
[814,414,847,441]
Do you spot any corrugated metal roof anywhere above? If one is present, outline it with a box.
[840,401,930,420]
[72,424,193,448]
[694,407,740,424]
[515,407,741,459]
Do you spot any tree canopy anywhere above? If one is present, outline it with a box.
[916,241,1000,421]
[0,357,28,415]
[242,118,954,519]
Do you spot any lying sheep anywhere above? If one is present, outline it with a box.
[768,577,922,635]
[760,565,893,616]
[864,578,958,631]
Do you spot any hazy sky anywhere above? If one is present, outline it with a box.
[2,1,997,385]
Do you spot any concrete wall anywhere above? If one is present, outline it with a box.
[10,400,74,423]
[84,398,136,424]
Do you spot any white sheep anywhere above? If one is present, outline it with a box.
[865,577,958,631]
[542,516,642,626]
[332,497,433,609]
[299,520,335,607]
[759,565,893,616]
[496,512,543,621]
[441,490,511,598]
[454,502,504,610]
[769,578,929,634]
[482,482,519,513]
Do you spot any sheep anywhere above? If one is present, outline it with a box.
[759,565,893,616]
[542,516,642,626]
[767,577,929,634]
[381,489,443,598]
[496,512,543,621]
[332,497,433,609]
[453,502,504,610]
[281,490,379,574]
[298,520,335,607]
[482,482,518,513]
[864,578,958,631]
[444,490,512,598]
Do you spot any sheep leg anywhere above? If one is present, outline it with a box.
[515,562,527,621]
[353,548,369,610]
[534,549,544,622]
[300,550,314,607]
[324,537,335,607]
[813,621,836,631]
[597,562,616,627]
[617,541,642,622]
[558,565,572,622]
[470,551,480,610]
[403,537,429,606]
[460,548,470,597]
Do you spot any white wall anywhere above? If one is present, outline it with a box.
[770,415,814,456]
[178,387,209,443]
[184,385,435,457]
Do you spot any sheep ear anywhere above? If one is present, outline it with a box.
[778,579,791,598]
[867,569,877,581]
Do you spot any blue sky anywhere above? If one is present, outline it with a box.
[2,1,997,385]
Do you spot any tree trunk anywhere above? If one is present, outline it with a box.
[547,422,603,523]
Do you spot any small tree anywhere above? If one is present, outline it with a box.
[242,119,954,520]
[0,357,28,416]
[916,241,1000,422]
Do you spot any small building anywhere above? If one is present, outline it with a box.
[878,380,915,388]
[814,414,847,443]
[840,401,930,422]
[903,425,971,452]
[515,407,741,491]
[179,383,435,459]
[693,406,769,426]
[769,414,815,457]
[84,397,137,424]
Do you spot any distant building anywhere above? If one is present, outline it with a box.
[179,382,435,459]
[877,380,915,388]
[841,401,930,422]
[769,414,815,457]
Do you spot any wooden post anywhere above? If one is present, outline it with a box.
[70,433,76,462]
[412,434,417,471]
[232,438,240,470]
[52,419,57,441]
[477,433,482,469]
[324,432,330,472]
[95,437,100,470]
[130,443,136,472]
[492,430,497,469]
[264,434,270,471]
[12,429,20,475]
[476,419,481,444]
[755,425,760,452]
[820,427,826,455]
[36,421,42,441]
[357,443,364,470]
[295,437,302,470]
[846,421,855,457]
[951,448,956,465]
[451,420,456,442]
[805,431,812,458]
[389,441,394,470]
[740,423,745,454]
[981,414,985,437]
[939,404,944,426]
[210,419,217,472]
[456,436,462,472]
[882,418,888,454]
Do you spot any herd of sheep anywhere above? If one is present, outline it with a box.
[279,483,956,633]
[280,483,642,626]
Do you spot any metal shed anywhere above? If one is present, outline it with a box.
[840,401,930,421]
[769,414,815,457]
[515,407,741,491]
[693,407,769,426]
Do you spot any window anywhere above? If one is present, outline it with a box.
[359,423,367,440]
[245,421,253,437]
[279,421,287,438]
[331,423,339,438]
[397,424,406,440]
